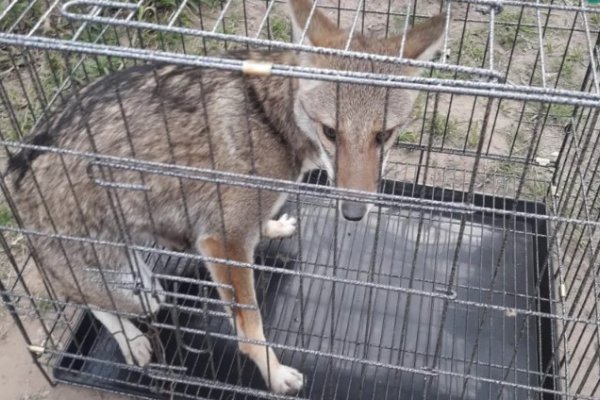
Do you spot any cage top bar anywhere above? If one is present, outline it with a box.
[58,0,500,79]
[0,32,599,108]
[0,0,598,106]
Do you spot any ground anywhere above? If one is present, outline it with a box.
[1,321,130,400]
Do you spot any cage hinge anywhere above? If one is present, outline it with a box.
[27,345,45,356]
[560,284,567,298]
[242,60,273,77]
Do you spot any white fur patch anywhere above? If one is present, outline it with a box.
[91,310,152,366]
[263,214,297,238]
[268,364,304,394]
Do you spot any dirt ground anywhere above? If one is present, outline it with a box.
[1,321,130,400]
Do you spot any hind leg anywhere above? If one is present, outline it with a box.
[197,235,304,394]
[91,310,152,365]
[91,251,163,366]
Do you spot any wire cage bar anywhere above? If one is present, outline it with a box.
[0,0,598,399]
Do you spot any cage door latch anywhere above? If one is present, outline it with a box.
[86,161,150,191]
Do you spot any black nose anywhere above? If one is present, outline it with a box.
[341,201,367,221]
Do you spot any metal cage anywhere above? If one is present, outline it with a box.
[0,0,599,399]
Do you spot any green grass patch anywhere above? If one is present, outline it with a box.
[430,115,457,139]
[269,15,291,42]
[458,30,487,65]
[397,130,419,144]
[0,206,15,227]
[466,121,481,149]
[496,161,521,175]
[552,46,585,84]
[34,299,55,314]
[496,9,537,50]
[201,0,225,11]
[548,104,574,122]
[0,0,45,34]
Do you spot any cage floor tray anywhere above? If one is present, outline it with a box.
[53,176,554,400]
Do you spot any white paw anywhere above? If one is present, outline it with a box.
[120,334,152,366]
[263,214,297,239]
[269,364,304,394]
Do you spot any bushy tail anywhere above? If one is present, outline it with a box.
[4,128,53,189]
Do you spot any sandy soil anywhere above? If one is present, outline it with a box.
[1,321,130,400]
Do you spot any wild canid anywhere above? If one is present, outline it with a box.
[6,0,445,394]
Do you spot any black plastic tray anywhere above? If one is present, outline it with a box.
[54,173,555,400]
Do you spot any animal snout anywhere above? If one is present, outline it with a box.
[341,201,367,221]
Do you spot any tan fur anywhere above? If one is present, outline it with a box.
[198,237,277,378]
[337,133,379,194]
[290,6,446,219]
[290,0,347,46]
[6,0,446,394]
[388,14,447,59]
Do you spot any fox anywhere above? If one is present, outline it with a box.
[4,0,445,394]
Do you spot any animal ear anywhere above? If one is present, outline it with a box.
[288,0,345,47]
[386,13,446,60]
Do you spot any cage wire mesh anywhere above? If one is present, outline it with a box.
[0,0,598,399]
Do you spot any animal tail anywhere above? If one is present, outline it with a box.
[4,127,53,189]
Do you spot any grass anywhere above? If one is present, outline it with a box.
[466,121,481,149]
[457,29,487,65]
[524,180,548,200]
[548,104,575,122]
[201,0,225,11]
[0,0,45,34]
[397,130,419,144]
[269,15,291,42]
[495,161,521,176]
[552,45,585,85]
[430,115,458,139]
[411,92,426,119]
[34,299,55,314]
[496,9,537,50]
[0,206,15,227]
[0,0,224,141]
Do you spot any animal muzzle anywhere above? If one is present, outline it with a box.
[336,142,380,222]
[341,201,368,221]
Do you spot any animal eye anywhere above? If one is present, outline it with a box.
[322,125,336,141]
[376,129,394,145]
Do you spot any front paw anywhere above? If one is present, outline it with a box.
[120,334,152,366]
[269,364,304,394]
[263,214,297,239]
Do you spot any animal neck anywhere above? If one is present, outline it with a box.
[237,51,321,173]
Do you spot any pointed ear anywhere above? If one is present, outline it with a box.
[386,13,446,60]
[289,0,345,47]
